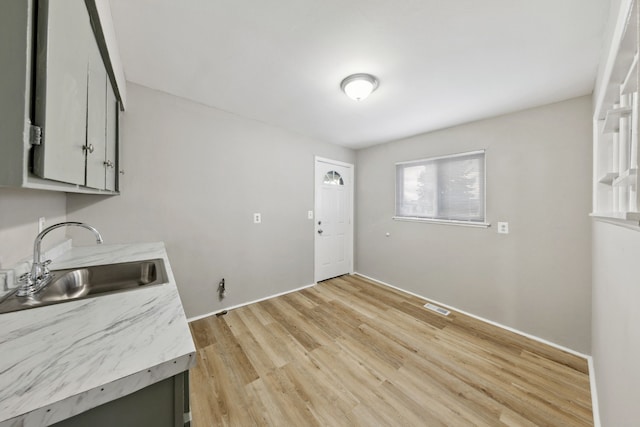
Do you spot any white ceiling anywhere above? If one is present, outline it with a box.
[108,0,610,149]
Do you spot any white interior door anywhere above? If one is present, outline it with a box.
[315,158,353,282]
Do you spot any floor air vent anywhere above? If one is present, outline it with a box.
[424,303,450,316]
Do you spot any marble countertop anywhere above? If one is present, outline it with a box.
[0,242,196,427]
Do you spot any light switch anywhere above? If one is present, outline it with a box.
[497,222,509,234]
[308,210,314,219]
[253,213,261,224]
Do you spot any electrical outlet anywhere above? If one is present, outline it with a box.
[38,217,45,233]
[253,213,261,224]
[497,222,509,234]
[307,210,314,219]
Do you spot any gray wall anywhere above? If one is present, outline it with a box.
[0,188,66,269]
[355,96,592,353]
[66,83,354,319]
[592,221,640,426]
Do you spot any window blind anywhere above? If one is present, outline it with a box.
[395,150,485,223]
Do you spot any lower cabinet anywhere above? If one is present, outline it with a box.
[51,372,190,427]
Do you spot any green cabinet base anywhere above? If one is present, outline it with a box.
[51,371,190,427]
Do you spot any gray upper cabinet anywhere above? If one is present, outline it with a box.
[105,84,119,192]
[0,0,125,194]
[86,35,109,189]
[34,0,92,186]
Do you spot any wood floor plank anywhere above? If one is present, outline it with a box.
[433,329,592,418]
[198,344,255,426]
[222,310,253,339]
[310,343,418,426]
[189,316,218,349]
[422,336,590,426]
[450,312,588,374]
[499,407,540,427]
[299,286,333,305]
[396,362,501,426]
[284,354,360,419]
[520,350,591,389]
[247,302,276,326]
[234,308,291,368]
[269,297,335,347]
[260,368,322,427]
[280,292,317,313]
[189,274,593,426]
[230,331,276,378]
[189,350,219,425]
[260,299,323,352]
[207,316,259,386]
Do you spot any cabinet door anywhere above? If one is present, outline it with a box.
[86,36,107,190]
[50,372,189,427]
[33,0,91,185]
[105,84,118,191]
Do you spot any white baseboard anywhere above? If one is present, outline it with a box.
[187,283,316,323]
[353,272,589,359]
[588,356,601,427]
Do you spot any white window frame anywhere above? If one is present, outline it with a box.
[393,150,490,228]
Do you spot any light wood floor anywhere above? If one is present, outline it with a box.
[189,275,593,426]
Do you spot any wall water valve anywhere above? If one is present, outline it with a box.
[218,278,226,301]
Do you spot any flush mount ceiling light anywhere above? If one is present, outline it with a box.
[340,73,379,101]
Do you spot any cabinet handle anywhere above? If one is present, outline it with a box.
[119,170,125,175]
[103,160,115,168]
[83,144,95,154]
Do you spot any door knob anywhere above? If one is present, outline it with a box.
[318,229,323,234]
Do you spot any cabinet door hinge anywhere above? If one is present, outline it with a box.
[29,125,42,146]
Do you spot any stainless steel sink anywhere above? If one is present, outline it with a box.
[0,259,168,314]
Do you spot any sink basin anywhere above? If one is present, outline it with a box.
[0,258,168,314]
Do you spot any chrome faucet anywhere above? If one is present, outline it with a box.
[17,222,103,297]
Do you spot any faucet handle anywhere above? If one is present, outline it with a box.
[41,259,52,276]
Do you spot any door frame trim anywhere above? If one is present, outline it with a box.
[314,156,355,283]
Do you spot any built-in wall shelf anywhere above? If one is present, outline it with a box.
[599,172,620,185]
[599,0,639,115]
[612,167,638,186]
[591,211,640,221]
[594,0,640,225]
[603,106,633,133]
[622,54,639,94]
[590,213,640,230]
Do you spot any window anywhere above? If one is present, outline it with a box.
[323,171,344,185]
[395,150,486,225]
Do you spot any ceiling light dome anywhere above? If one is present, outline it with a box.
[340,73,379,101]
